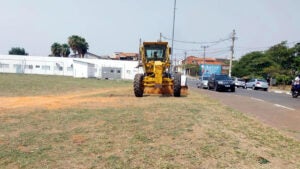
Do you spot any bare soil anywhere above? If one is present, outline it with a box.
[0,88,123,113]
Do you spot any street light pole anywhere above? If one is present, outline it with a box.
[171,0,177,73]
[201,45,209,75]
[229,29,236,77]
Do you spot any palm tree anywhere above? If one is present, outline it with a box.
[61,44,70,57]
[68,35,89,58]
[51,43,62,57]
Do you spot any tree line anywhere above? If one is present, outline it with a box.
[8,35,89,58]
[232,41,300,85]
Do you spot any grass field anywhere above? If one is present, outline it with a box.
[0,73,299,169]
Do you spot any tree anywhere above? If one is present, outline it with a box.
[232,51,266,78]
[60,44,70,57]
[232,41,300,85]
[265,41,291,71]
[290,43,300,75]
[51,43,62,57]
[68,35,89,58]
[9,47,28,55]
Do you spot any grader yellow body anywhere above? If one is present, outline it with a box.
[134,41,188,97]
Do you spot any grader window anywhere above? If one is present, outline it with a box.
[144,45,166,61]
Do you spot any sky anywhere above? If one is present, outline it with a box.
[0,0,299,60]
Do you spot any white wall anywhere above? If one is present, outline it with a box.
[0,55,142,80]
[75,59,142,79]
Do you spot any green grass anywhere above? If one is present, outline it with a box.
[0,73,132,96]
[0,74,299,169]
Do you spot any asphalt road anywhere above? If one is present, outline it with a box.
[188,78,300,140]
[188,78,299,111]
[234,87,300,110]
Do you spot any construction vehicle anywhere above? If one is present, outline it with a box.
[134,41,188,97]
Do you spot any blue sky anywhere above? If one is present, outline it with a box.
[0,0,299,60]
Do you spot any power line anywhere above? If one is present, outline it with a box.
[235,40,300,51]
[161,34,231,45]
[174,46,230,52]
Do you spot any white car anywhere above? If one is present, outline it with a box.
[245,79,269,91]
[197,76,209,89]
[233,77,246,88]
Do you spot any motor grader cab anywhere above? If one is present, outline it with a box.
[134,41,188,97]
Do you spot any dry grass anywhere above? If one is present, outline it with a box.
[0,74,299,169]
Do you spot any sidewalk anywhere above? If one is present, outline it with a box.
[268,86,291,95]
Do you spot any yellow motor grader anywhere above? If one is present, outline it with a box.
[134,41,188,97]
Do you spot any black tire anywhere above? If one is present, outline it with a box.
[214,84,218,91]
[134,74,144,97]
[231,87,235,92]
[173,73,181,97]
[292,91,298,98]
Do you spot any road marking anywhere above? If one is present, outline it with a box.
[251,97,265,102]
[274,104,295,111]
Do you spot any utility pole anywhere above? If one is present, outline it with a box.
[201,45,209,75]
[229,29,236,77]
[137,38,142,68]
[184,51,187,75]
[159,33,162,42]
[171,0,177,73]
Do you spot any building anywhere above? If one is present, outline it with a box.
[0,55,142,80]
[113,52,139,60]
[182,56,229,75]
[69,52,110,59]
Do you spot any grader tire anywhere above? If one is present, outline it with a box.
[134,74,144,97]
[173,73,181,97]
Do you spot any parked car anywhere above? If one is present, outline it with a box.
[245,78,269,91]
[233,77,246,88]
[197,76,209,89]
[208,74,235,92]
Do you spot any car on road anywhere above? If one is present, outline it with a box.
[197,76,209,89]
[233,77,246,88]
[245,78,269,91]
[208,74,235,92]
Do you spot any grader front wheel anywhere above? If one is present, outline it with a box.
[134,74,144,97]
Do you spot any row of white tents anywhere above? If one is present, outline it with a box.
[0,55,142,80]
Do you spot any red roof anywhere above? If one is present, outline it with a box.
[185,56,223,65]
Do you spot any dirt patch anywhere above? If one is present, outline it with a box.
[72,135,87,145]
[0,88,128,114]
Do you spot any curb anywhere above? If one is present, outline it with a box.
[270,90,291,95]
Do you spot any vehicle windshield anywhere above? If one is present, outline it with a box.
[215,75,231,80]
[144,44,166,61]
[258,79,267,83]
[202,77,209,80]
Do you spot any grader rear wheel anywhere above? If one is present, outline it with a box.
[173,73,181,97]
[134,74,144,97]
